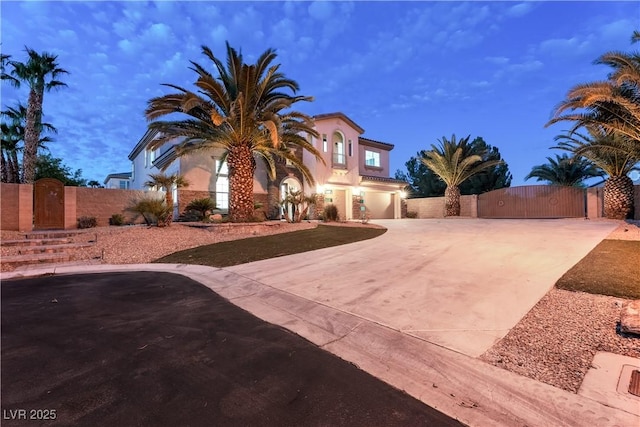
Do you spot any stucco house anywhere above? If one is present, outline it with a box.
[125,112,406,220]
[103,172,132,189]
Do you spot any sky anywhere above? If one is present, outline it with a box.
[1,1,639,185]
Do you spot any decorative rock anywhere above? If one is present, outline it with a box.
[620,300,640,335]
[210,213,223,221]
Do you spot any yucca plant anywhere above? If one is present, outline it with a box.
[127,195,171,227]
[421,134,502,216]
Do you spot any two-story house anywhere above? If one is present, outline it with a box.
[103,172,132,189]
[124,112,406,220]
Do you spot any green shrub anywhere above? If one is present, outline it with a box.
[77,216,97,229]
[185,197,215,221]
[406,211,418,219]
[323,204,339,222]
[109,213,125,226]
[127,195,171,227]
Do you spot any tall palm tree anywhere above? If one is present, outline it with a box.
[146,43,322,222]
[1,103,56,183]
[144,172,190,224]
[553,129,639,219]
[525,153,604,187]
[546,31,640,152]
[2,48,68,184]
[421,134,503,216]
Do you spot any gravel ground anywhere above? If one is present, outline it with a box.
[481,219,640,393]
[2,219,638,394]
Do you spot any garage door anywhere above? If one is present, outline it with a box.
[363,191,393,219]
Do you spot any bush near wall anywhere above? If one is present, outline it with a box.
[75,187,148,227]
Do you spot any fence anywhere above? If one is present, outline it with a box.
[477,185,585,219]
[406,185,640,220]
[1,181,147,231]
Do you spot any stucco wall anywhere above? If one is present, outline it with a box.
[406,195,478,218]
[0,183,33,231]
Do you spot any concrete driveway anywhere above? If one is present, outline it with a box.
[227,218,619,357]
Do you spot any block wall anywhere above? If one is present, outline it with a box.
[75,187,147,227]
[405,195,478,218]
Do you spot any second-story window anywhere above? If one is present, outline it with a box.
[348,140,353,157]
[333,132,345,166]
[322,134,327,152]
[365,150,380,167]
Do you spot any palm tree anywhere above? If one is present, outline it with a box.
[547,32,640,153]
[553,129,639,219]
[1,103,56,183]
[144,172,190,224]
[2,48,68,184]
[421,134,503,216]
[525,153,604,187]
[145,42,322,222]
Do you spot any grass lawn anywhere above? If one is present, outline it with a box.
[154,224,387,267]
[556,239,640,299]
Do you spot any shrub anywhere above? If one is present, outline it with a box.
[406,211,418,219]
[185,198,215,221]
[281,190,316,223]
[127,195,171,227]
[323,204,339,222]
[109,213,125,226]
[77,216,97,229]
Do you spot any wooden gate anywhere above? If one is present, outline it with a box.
[478,185,586,219]
[34,178,65,229]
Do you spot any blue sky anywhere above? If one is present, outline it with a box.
[1,1,638,185]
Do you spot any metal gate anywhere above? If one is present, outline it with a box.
[34,178,65,229]
[478,185,586,219]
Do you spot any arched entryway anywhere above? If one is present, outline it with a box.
[280,176,302,220]
[34,178,65,229]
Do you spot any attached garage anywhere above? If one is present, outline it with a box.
[363,191,394,219]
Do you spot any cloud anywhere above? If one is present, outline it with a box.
[117,39,136,55]
[539,37,590,57]
[485,56,510,65]
[143,23,172,41]
[308,1,333,20]
[507,3,533,17]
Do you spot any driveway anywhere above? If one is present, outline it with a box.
[227,218,619,357]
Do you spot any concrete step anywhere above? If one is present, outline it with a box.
[16,243,95,255]
[25,230,88,239]
[1,238,70,247]
[1,252,71,268]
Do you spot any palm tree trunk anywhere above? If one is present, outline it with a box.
[162,187,174,226]
[22,87,44,184]
[0,152,7,183]
[266,178,280,220]
[444,185,461,216]
[10,151,20,183]
[228,144,256,222]
[604,175,634,219]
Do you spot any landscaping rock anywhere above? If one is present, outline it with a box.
[210,213,223,221]
[620,300,640,335]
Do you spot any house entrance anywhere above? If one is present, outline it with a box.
[34,178,65,229]
[280,177,302,220]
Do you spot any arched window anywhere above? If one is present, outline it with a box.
[332,131,345,167]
